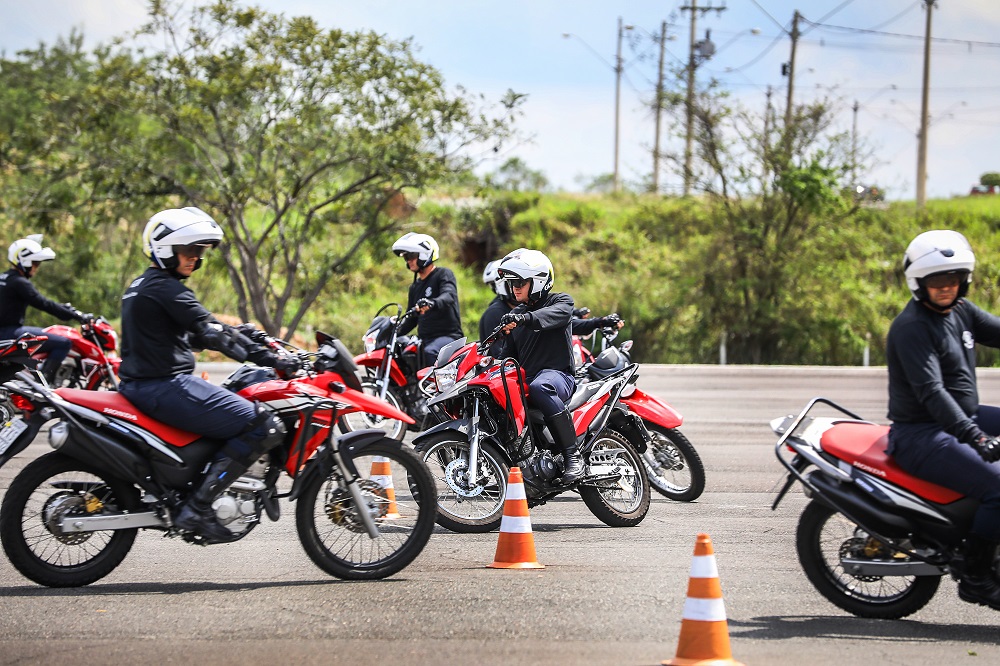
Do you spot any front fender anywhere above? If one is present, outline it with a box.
[411,418,472,452]
[288,430,401,502]
[353,350,406,386]
[622,388,683,428]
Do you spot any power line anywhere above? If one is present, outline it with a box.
[865,1,920,31]
[805,18,1000,48]
[803,0,857,34]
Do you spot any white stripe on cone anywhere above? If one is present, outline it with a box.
[498,515,533,533]
[505,481,526,501]
[689,554,719,578]
[681,596,728,622]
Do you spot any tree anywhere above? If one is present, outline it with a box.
[92,0,522,336]
[981,172,1000,188]
[663,93,878,364]
[483,157,548,192]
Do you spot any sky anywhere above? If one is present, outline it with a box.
[3,0,1000,201]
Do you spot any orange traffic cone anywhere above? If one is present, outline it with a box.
[488,467,544,569]
[664,533,743,666]
[369,455,400,519]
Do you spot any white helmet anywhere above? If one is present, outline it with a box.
[143,207,223,271]
[903,229,975,305]
[8,235,56,271]
[482,260,507,297]
[391,232,439,270]
[497,248,554,303]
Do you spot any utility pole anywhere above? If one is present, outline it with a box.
[680,1,726,196]
[916,0,934,209]
[784,10,800,131]
[614,16,626,193]
[652,20,667,194]
[852,99,859,184]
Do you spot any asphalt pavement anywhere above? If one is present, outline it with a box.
[0,364,998,665]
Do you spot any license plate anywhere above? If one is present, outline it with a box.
[0,417,28,456]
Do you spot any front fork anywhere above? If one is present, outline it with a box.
[466,399,481,486]
[332,444,380,539]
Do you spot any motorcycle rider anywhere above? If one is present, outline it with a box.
[118,207,295,543]
[886,229,1000,610]
[495,249,584,484]
[392,232,463,367]
[0,235,91,384]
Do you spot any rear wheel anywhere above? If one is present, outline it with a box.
[295,440,436,580]
[579,430,650,527]
[796,500,941,618]
[337,380,406,441]
[417,432,509,533]
[0,452,140,587]
[643,425,705,502]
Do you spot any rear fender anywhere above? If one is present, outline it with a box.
[0,409,49,470]
[288,430,399,502]
[622,389,683,428]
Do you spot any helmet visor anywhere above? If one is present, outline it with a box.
[174,244,210,259]
[401,252,419,262]
[924,272,965,289]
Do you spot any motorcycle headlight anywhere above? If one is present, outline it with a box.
[435,360,460,393]
[363,331,377,354]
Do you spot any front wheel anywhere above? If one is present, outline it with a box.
[417,432,509,533]
[295,440,436,580]
[579,430,650,527]
[796,500,941,619]
[0,452,140,587]
[642,425,705,502]
[337,380,406,441]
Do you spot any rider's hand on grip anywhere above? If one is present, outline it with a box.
[274,355,302,376]
[500,312,531,327]
[974,436,1000,463]
[416,297,434,310]
[601,313,622,328]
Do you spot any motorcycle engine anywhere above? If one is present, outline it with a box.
[210,455,268,535]
[524,451,562,485]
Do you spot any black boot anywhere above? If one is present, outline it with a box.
[546,409,584,485]
[956,535,1000,610]
[174,457,249,542]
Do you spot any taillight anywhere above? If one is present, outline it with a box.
[11,394,35,413]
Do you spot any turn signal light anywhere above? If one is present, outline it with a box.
[11,395,34,413]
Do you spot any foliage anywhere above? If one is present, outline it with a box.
[980,172,1000,188]
[81,0,523,337]
[483,157,549,192]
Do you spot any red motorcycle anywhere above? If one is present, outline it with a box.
[574,325,705,502]
[39,316,121,390]
[413,326,652,533]
[346,303,438,439]
[0,334,50,429]
[772,397,996,619]
[0,330,437,587]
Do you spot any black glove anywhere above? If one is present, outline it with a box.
[192,320,250,362]
[573,307,591,318]
[236,322,269,344]
[247,347,279,367]
[274,355,302,376]
[600,313,622,327]
[500,312,531,327]
[973,436,1000,463]
[416,297,434,310]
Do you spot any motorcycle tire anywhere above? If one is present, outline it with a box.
[579,430,650,527]
[0,451,141,588]
[643,424,705,502]
[796,499,941,619]
[0,398,16,423]
[295,439,437,580]
[416,432,509,533]
[337,380,407,441]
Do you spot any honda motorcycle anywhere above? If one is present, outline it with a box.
[413,326,652,533]
[345,303,438,439]
[0,330,437,587]
[0,334,50,424]
[574,325,705,502]
[771,397,995,619]
[40,316,121,391]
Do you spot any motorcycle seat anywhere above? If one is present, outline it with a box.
[820,422,963,504]
[567,382,603,411]
[54,388,201,447]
